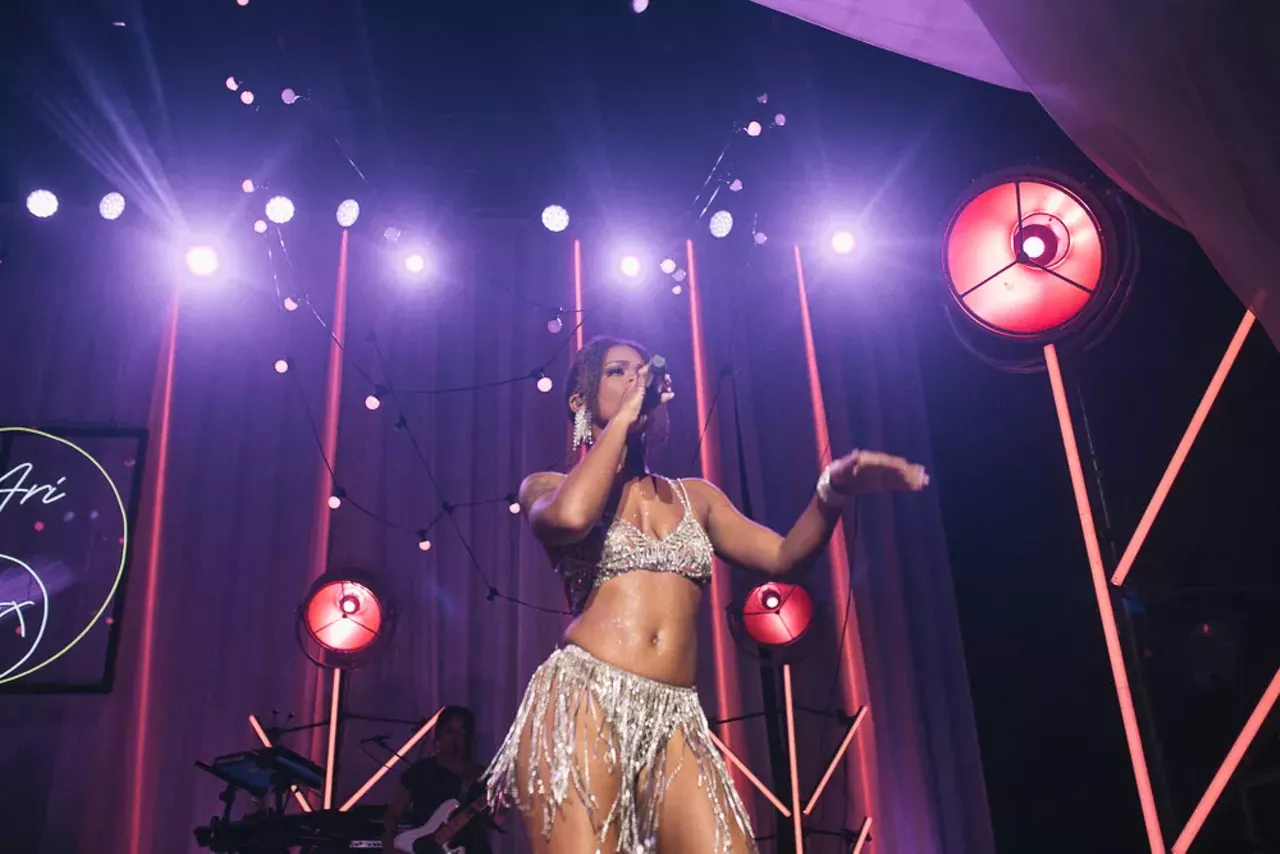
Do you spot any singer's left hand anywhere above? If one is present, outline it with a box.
[829,450,929,495]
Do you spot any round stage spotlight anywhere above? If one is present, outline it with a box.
[265,196,295,224]
[185,245,220,277]
[336,199,360,227]
[943,174,1112,340]
[831,230,856,255]
[99,192,126,221]
[741,583,813,647]
[541,204,570,233]
[619,255,642,279]
[297,569,396,668]
[709,210,734,239]
[404,252,426,274]
[26,189,59,219]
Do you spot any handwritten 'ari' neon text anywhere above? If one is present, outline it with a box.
[0,463,68,515]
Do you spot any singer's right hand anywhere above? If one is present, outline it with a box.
[615,362,653,427]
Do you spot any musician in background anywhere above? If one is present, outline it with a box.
[382,706,492,854]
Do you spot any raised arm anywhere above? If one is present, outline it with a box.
[521,366,656,545]
[689,451,929,577]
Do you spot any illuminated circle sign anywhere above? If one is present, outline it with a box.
[0,427,129,685]
[944,177,1106,339]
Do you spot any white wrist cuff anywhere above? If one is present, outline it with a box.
[816,465,848,508]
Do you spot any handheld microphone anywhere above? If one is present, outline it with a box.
[643,355,669,411]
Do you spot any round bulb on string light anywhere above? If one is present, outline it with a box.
[281,88,299,105]
[328,488,345,510]
[659,258,677,275]
[225,76,239,91]
[756,93,769,104]
[773,113,787,127]
[729,178,743,192]
[417,532,432,552]
[240,90,255,105]
[536,374,553,393]
[99,192,126,221]
[709,210,734,238]
[242,178,255,193]
[273,358,290,374]
[336,199,360,227]
[745,121,763,137]
[265,196,295,224]
[236,0,249,6]
[283,296,299,311]
[26,190,59,219]
[673,269,687,282]
[506,494,522,515]
[754,231,768,245]
[672,284,683,295]
[547,313,563,334]
[631,0,649,11]
[253,219,268,234]
[365,393,382,411]
[541,205,570,233]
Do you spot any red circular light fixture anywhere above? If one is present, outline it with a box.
[944,175,1109,340]
[298,569,395,668]
[742,583,813,648]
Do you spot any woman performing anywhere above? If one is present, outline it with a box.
[485,336,929,854]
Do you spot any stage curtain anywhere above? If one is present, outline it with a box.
[0,205,990,853]
[753,0,1280,350]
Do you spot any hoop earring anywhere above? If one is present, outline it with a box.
[572,407,593,451]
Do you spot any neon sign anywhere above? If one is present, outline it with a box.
[0,427,130,687]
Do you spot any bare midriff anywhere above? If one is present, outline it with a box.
[562,570,703,687]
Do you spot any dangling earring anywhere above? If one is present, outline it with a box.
[572,406,593,451]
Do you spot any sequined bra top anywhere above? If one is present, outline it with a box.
[557,477,715,615]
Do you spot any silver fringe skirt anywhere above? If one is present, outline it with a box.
[484,644,756,854]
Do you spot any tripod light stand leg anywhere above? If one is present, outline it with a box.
[1045,344,1165,854]
[804,706,868,816]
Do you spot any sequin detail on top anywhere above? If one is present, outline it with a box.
[557,477,714,615]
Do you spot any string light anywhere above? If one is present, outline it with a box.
[225,76,239,92]
[672,284,683,295]
[242,178,256,193]
[631,0,649,12]
[328,487,346,510]
[283,295,300,311]
[729,178,743,192]
[506,494,521,515]
[536,373,553,393]
[417,531,432,552]
[659,258,677,275]
[754,231,768,245]
[254,219,269,234]
[274,358,290,374]
[281,88,299,105]
[365,388,384,411]
[745,120,762,137]
[240,90,255,106]
[773,113,787,127]
[673,269,687,282]
[546,312,563,334]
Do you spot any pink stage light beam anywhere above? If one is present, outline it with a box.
[339,707,446,812]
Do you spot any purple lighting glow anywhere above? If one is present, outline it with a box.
[619,255,642,279]
[185,246,220,277]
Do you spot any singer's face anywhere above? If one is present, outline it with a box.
[597,344,648,431]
